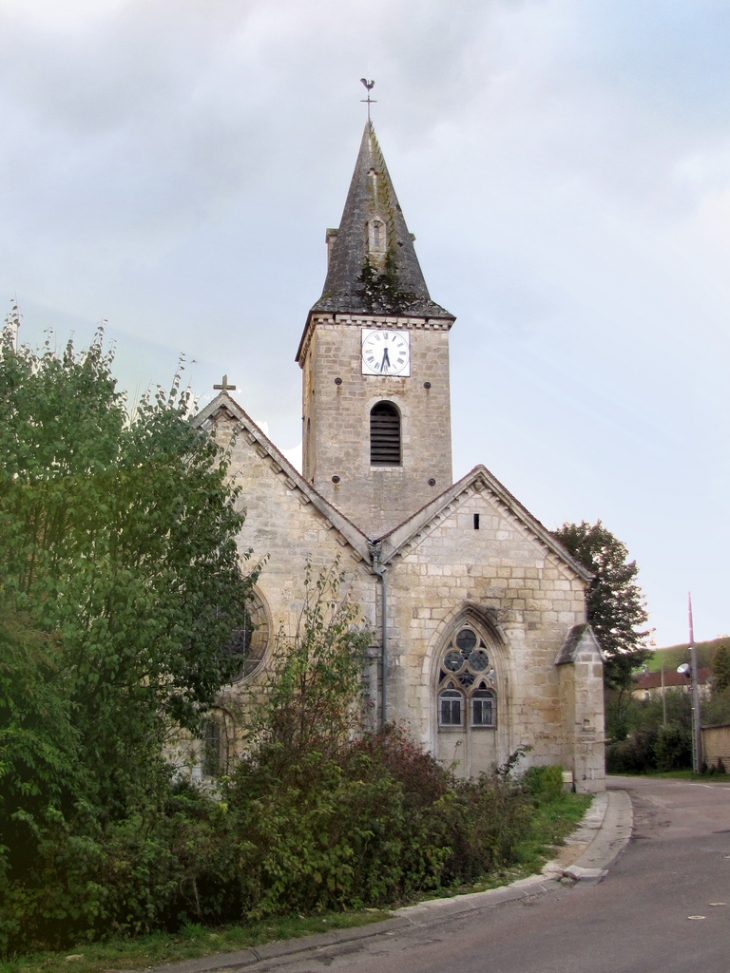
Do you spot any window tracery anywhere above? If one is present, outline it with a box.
[223,587,270,680]
[437,625,496,729]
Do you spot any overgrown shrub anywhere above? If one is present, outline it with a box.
[606,728,659,773]
[0,559,558,954]
[522,765,565,803]
[653,722,691,771]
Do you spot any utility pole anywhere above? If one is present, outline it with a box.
[688,593,703,774]
[679,596,703,772]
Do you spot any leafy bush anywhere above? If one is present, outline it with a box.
[522,765,565,803]
[653,722,691,771]
[606,728,659,773]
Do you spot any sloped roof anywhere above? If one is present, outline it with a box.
[308,122,454,321]
[374,464,594,583]
[194,392,371,564]
[555,624,604,666]
[633,667,712,690]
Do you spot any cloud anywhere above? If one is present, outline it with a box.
[0,0,728,644]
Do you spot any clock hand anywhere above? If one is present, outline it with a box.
[381,348,391,371]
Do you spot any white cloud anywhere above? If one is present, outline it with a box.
[1,0,728,644]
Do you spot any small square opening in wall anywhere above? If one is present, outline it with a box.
[473,514,480,530]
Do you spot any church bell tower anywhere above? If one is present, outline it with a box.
[296,122,455,538]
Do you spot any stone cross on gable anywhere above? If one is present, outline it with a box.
[213,375,236,392]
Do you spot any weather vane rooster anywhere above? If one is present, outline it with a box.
[360,78,376,121]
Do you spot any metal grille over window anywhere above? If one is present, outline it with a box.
[370,402,401,466]
[437,625,496,728]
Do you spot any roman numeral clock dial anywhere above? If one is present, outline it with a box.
[361,329,411,376]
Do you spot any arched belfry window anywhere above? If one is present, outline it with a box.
[370,402,401,466]
[437,625,496,729]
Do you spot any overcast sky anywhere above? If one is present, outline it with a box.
[1,0,728,648]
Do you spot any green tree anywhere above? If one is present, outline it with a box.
[552,520,651,691]
[0,312,254,818]
[246,558,371,765]
[712,643,730,694]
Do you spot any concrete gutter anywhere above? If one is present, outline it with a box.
[141,789,633,973]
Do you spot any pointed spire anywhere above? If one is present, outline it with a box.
[309,122,453,319]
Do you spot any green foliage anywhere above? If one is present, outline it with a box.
[0,911,391,973]
[0,547,571,955]
[645,637,728,673]
[0,315,254,952]
[606,728,659,773]
[699,692,730,727]
[0,317,252,791]
[522,765,565,803]
[222,569,536,915]
[605,689,693,773]
[245,559,371,764]
[654,722,691,772]
[552,520,651,690]
[712,643,730,694]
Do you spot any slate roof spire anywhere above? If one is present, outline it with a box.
[308,121,453,320]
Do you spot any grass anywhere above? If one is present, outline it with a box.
[0,791,593,973]
[514,792,593,871]
[0,912,392,973]
[608,768,730,781]
[648,769,730,781]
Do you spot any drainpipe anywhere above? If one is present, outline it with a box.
[371,545,387,729]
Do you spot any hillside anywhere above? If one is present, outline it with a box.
[645,635,730,673]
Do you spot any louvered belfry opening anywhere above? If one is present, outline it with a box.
[370,401,401,466]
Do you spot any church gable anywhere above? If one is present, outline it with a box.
[378,465,593,584]
[196,392,370,566]
[195,393,376,664]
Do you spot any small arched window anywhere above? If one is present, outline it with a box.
[368,217,386,253]
[437,625,497,729]
[370,402,401,466]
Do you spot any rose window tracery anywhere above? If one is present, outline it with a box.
[437,625,496,728]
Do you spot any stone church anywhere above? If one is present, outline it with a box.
[196,121,605,793]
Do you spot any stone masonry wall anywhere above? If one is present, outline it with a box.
[702,724,730,771]
[301,315,453,538]
[382,484,589,779]
[213,414,377,709]
[202,410,602,790]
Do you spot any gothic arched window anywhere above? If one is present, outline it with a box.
[437,624,496,729]
[370,401,401,466]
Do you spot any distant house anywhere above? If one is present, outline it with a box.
[633,667,713,702]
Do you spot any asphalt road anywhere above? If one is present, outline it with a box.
[237,776,730,973]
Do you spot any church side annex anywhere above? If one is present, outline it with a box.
[196,121,606,792]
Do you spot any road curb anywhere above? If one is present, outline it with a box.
[563,789,633,881]
[141,789,634,973]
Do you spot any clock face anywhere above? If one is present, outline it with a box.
[361,329,411,376]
